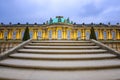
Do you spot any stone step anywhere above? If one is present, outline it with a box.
[0,66,120,80]
[0,67,120,80]
[28,43,95,46]
[10,53,117,60]
[32,40,91,43]
[18,49,107,54]
[0,40,120,80]
[24,46,100,50]
[0,58,120,70]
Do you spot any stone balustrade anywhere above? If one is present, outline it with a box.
[100,41,120,52]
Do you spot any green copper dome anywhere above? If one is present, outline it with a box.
[48,16,72,24]
[52,18,65,23]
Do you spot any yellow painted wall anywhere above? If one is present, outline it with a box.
[0,31,4,39]
[0,26,120,40]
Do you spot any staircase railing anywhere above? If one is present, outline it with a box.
[0,39,32,60]
[101,41,120,52]
[0,42,21,54]
[91,39,120,58]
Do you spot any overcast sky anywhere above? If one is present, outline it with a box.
[0,0,120,24]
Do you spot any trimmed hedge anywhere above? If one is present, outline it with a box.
[22,26,30,41]
[90,27,97,40]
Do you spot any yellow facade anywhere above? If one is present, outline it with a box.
[0,24,120,40]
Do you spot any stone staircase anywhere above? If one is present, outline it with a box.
[0,40,120,80]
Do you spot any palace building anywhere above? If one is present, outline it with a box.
[0,16,120,40]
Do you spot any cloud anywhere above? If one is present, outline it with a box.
[0,0,120,24]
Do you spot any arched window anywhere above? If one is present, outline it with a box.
[4,32,8,39]
[86,32,90,40]
[13,31,16,40]
[22,31,24,39]
[67,30,71,40]
[77,31,81,40]
[58,30,62,39]
[112,31,115,40]
[30,31,33,39]
[49,30,52,39]
[95,31,98,39]
[104,31,107,40]
[38,31,42,39]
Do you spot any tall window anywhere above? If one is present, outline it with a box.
[4,32,8,39]
[67,30,71,40]
[58,30,62,39]
[13,31,16,40]
[49,30,52,39]
[95,31,98,39]
[104,31,107,40]
[38,31,42,39]
[30,31,33,39]
[77,31,81,40]
[112,31,115,40]
[22,31,24,39]
[86,32,90,40]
